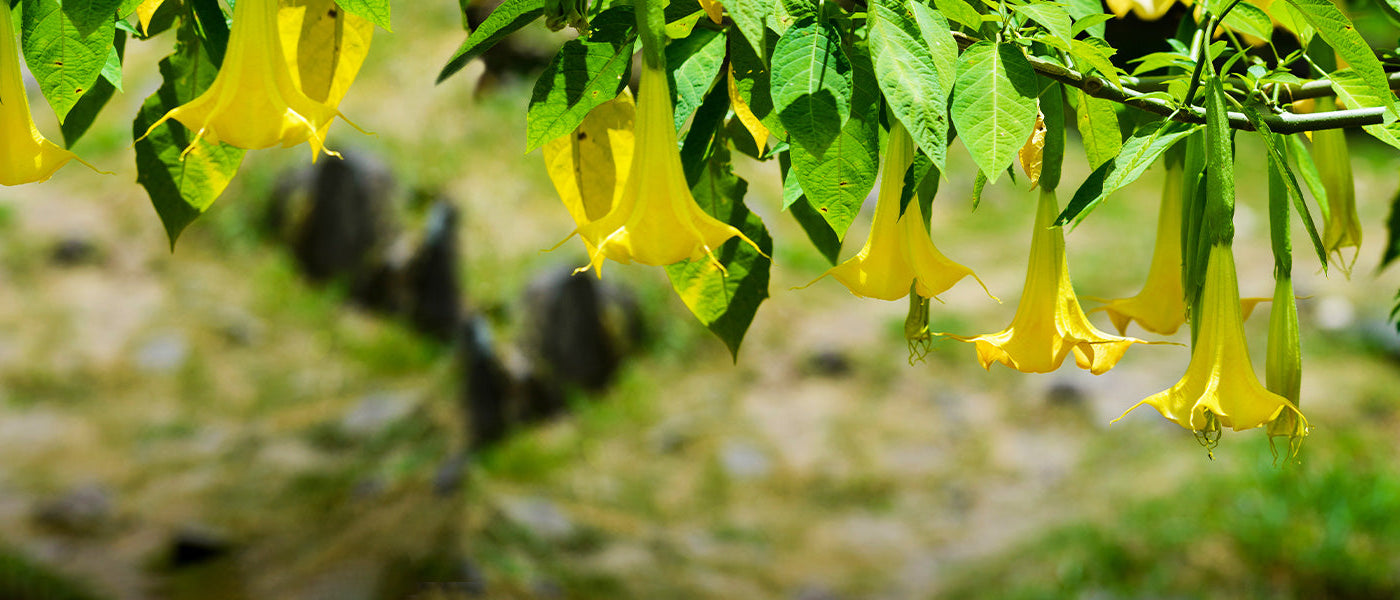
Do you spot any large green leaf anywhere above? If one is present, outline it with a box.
[1070,89,1121,169]
[1282,0,1398,120]
[1327,69,1400,150]
[869,0,949,169]
[334,0,391,31]
[133,16,246,248]
[1012,2,1073,47]
[437,0,543,83]
[771,16,851,153]
[728,0,774,63]
[1057,120,1200,227]
[909,1,957,92]
[667,144,773,361]
[21,0,116,122]
[524,7,636,152]
[790,43,879,240]
[61,32,125,147]
[729,28,786,140]
[1065,0,1107,38]
[950,42,1039,182]
[62,0,122,37]
[1221,1,1273,41]
[934,0,982,30]
[781,153,842,264]
[668,26,727,131]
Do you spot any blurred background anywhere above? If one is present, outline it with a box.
[3,2,1400,599]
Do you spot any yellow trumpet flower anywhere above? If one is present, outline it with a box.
[139,0,348,159]
[943,189,1146,375]
[1105,0,1190,20]
[1094,167,1188,335]
[817,122,993,301]
[0,0,85,186]
[572,63,761,276]
[1116,244,1306,435]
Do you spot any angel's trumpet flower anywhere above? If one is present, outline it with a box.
[544,91,635,257]
[1312,109,1362,270]
[139,0,349,159]
[1116,244,1306,436]
[1105,0,1189,20]
[0,0,84,186]
[818,122,993,301]
[1265,275,1307,454]
[943,189,1146,375]
[1094,166,1188,335]
[572,63,761,276]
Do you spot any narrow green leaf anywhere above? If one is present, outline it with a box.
[1239,106,1328,269]
[934,0,982,30]
[21,0,116,122]
[1071,89,1121,170]
[1282,0,1397,120]
[668,26,727,131]
[1069,38,1120,86]
[62,0,122,37]
[524,7,636,153]
[790,44,879,240]
[1380,185,1400,271]
[780,153,842,264]
[1057,120,1199,227]
[1285,133,1328,218]
[1065,0,1107,37]
[869,0,949,169]
[133,17,246,248]
[771,16,852,152]
[1012,3,1073,47]
[1203,76,1235,245]
[1221,1,1273,41]
[909,1,957,92]
[437,0,544,83]
[666,143,773,360]
[951,41,1039,182]
[1269,0,1313,44]
[970,170,988,210]
[729,0,775,62]
[334,0,391,31]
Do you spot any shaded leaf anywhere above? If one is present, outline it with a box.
[524,7,636,153]
[438,0,543,83]
[951,41,1039,182]
[771,16,851,152]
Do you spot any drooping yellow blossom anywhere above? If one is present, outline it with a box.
[543,90,636,256]
[1105,0,1191,20]
[816,121,993,302]
[571,63,761,276]
[942,189,1147,375]
[139,0,352,160]
[1117,244,1306,435]
[1095,166,1187,335]
[136,0,167,35]
[1265,275,1307,453]
[1312,102,1362,271]
[279,0,374,142]
[0,0,86,186]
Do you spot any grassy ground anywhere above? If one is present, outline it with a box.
[2,4,1400,600]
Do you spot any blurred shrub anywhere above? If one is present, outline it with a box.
[0,547,106,600]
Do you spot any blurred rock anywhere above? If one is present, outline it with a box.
[433,452,471,497]
[521,266,644,392]
[404,200,463,341]
[279,152,397,283]
[49,235,100,267]
[803,349,851,377]
[32,484,113,536]
[216,308,265,347]
[340,392,416,440]
[135,332,189,374]
[719,441,771,480]
[1044,381,1088,408]
[166,524,234,568]
[792,584,843,600]
[458,316,514,450]
[499,496,574,542]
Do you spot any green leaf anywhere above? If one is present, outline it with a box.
[934,0,982,30]
[790,43,879,240]
[437,0,543,83]
[1269,0,1313,44]
[668,26,727,131]
[909,1,957,92]
[1069,38,1120,87]
[730,30,786,140]
[728,0,775,61]
[1221,1,1273,41]
[1282,0,1397,120]
[1202,76,1235,245]
[334,0,391,31]
[1072,89,1121,169]
[951,42,1039,182]
[1065,0,1107,37]
[21,0,117,122]
[970,170,987,210]
[133,16,246,248]
[61,31,124,147]
[524,7,636,153]
[1381,185,1400,271]
[666,144,773,360]
[189,0,229,66]
[62,0,122,37]
[1039,81,1066,192]
[1285,133,1328,218]
[1238,106,1328,268]
[1012,2,1073,47]
[869,0,949,169]
[1327,69,1400,150]
[780,153,842,264]
[1057,120,1199,227]
[771,16,851,152]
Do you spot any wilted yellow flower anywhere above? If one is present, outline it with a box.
[1312,110,1361,271]
[943,189,1146,375]
[0,0,86,186]
[572,63,761,275]
[819,122,993,302]
[139,0,349,159]
[1094,166,1188,335]
[1105,0,1190,20]
[1117,244,1306,435]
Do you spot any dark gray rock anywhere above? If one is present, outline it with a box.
[458,316,515,450]
[31,484,113,536]
[166,523,234,568]
[286,152,396,282]
[49,235,100,267]
[520,266,644,392]
[404,200,463,341]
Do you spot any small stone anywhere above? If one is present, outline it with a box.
[719,441,771,480]
[499,496,574,542]
[433,452,471,497]
[1044,381,1087,408]
[49,235,101,267]
[167,523,234,567]
[136,332,189,373]
[340,392,417,439]
[803,350,851,377]
[792,584,843,600]
[32,484,113,536]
